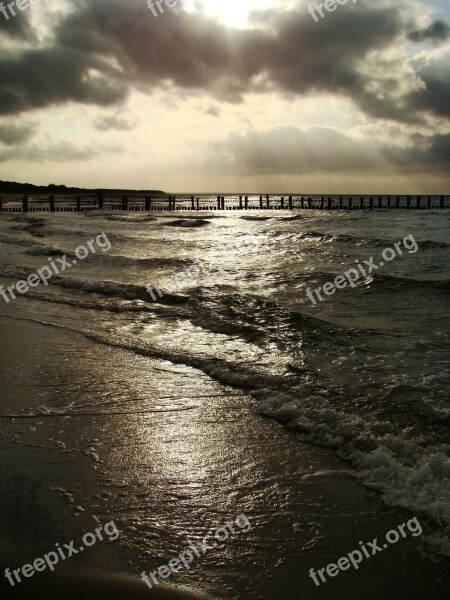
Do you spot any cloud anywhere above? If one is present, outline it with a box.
[209,125,450,176]
[408,19,450,42]
[0,121,37,145]
[0,0,448,128]
[93,114,138,131]
[0,47,127,116]
[408,46,450,118]
[0,5,36,41]
[205,105,221,117]
[0,139,99,163]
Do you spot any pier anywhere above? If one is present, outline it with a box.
[0,194,448,213]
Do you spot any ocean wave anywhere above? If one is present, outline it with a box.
[101,255,192,269]
[72,325,450,553]
[9,219,46,238]
[107,214,158,223]
[417,240,450,249]
[161,219,211,228]
[371,272,450,290]
[252,387,450,554]
[291,269,450,290]
[0,265,189,305]
[82,210,158,223]
[25,245,70,257]
[272,230,450,249]
[55,277,189,305]
[240,216,273,221]
[0,234,37,247]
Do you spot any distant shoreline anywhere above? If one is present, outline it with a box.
[0,180,165,196]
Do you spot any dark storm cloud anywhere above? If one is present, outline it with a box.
[0,6,35,40]
[0,47,127,115]
[211,126,450,175]
[408,19,450,42]
[0,0,449,125]
[407,46,450,118]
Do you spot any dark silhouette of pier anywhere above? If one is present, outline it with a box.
[0,193,448,213]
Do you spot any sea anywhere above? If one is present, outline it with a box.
[0,207,449,578]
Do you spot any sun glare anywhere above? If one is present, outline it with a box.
[183,0,278,29]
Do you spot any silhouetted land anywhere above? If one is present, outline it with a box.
[0,180,165,195]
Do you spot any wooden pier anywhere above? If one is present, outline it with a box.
[0,193,448,213]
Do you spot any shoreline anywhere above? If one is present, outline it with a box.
[0,315,449,599]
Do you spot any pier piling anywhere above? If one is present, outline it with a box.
[1,193,447,213]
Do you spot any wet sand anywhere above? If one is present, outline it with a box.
[0,316,448,599]
[1,568,209,599]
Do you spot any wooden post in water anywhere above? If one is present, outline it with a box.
[239,195,243,209]
[22,194,29,212]
[196,198,200,211]
[98,191,104,210]
[221,196,225,210]
[172,195,176,211]
[76,196,81,212]
[320,196,325,210]
[328,197,332,210]
[416,196,421,210]
[427,196,431,210]
[301,196,305,209]
[217,196,221,210]
[308,197,312,209]
[339,197,343,210]
[280,196,285,210]
[360,197,364,210]
[369,197,374,211]
[49,195,55,212]
[266,194,270,209]
[245,195,249,210]
[378,197,382,209]
[396,196,400,209]
[289,195,293,210]
[122,195,128,211]
[440,196,444,209]
[190,196,195,210]
[259,195,263,209]
[145,196,152,211]
[349,197,353,210]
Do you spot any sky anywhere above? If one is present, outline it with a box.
[0,0,449,193]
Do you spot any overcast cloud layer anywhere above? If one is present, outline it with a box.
[0,0,449,190]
